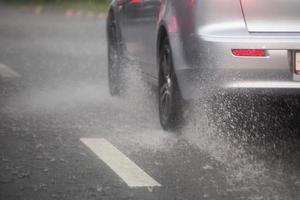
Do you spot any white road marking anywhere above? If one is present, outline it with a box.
[80,138,161,188]
[0,63,21,78]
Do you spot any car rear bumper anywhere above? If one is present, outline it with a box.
[175,34,300,99]
[176,68,300,99]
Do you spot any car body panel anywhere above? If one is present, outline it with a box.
[240,0,300,32]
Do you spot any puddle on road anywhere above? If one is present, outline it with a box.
[1,57,299,199]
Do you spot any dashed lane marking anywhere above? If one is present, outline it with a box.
[80,138,161,188]
[0,63,21,78]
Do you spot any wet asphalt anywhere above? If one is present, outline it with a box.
[0,5,300,200]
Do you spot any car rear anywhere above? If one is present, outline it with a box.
[175,0,300,99]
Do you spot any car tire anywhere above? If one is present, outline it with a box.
[107,14,123,96]
[158,37,183,131]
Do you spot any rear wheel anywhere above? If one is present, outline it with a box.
[107,15,123,96]
[158,37,182,130]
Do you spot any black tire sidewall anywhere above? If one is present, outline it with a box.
[107,17,123,96]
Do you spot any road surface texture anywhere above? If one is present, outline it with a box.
[0,5,300,200]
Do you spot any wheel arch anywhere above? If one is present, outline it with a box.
[156,18,192,100]
[157,24,185,99]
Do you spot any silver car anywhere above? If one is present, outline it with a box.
[106,0,300,130]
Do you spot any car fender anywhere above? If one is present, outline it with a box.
[156,0,190,73]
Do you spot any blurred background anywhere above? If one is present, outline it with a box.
[0,0,109,12]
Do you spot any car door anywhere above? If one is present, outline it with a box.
[138,0,161,77]
[118,0,144,58]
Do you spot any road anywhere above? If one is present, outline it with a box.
[0,5,300,200]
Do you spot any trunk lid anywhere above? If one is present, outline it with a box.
[240,0,300,32]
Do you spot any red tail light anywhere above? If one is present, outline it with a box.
[295,52,300,74]
[232,49,266,57]
[130,0,142,4]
